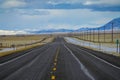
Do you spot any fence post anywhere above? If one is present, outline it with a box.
[104,26,105,43]
[83,31,85,40]
[93,29,94,42]
[90,29,91,42]
[87,29,88,40]
[116,39,119,53]
[119,42,120,54]
[111,22,114,43]
[98,28,100,43]
[0,43,2,47]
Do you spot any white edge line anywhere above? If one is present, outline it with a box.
[76,47,120,70]
[63,44,95,80]
[64,37,120,70]
[0,51,32,66]
[0,45,49,66]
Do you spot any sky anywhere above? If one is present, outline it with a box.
[0,0,120,34]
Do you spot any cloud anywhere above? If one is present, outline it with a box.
[15,9,50,16]
[47,0,120,11]
[43,24,79,30]
[0,9,120,31]
[0,30,28,35]
[1,0,26,8]
[83,0,120,6]
[47,0,83,5]
[47,0,120,6]
[0,0,120,11]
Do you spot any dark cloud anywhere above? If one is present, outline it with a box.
[1,0,120,11]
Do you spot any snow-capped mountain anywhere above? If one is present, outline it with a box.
[30,17,120,34]
[100,17,120,30]
[29,29,75,34]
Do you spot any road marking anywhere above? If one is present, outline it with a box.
[51,75,56,80]
[50,47,60,80]
[64,44,95,80]
[54,62,57,66]
[54,59,57,62]
[76,47,120,70]
[53,67,56,71]
[0,45,50,65]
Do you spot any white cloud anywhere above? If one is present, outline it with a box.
[47,0,120,6]
[47,0,83,5]
[83,0,120,6]
[0,9,120,30]
[90,18,112,25]
[1,0,26,8]
[0,30,28,35]
[15,9,50,16]
[1,0,119,9]
[44,24,79,30]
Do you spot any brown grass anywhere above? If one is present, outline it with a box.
[0,43,43,57]
[75,33,120,43]
[0,35,55,57]
[0,35,49,48]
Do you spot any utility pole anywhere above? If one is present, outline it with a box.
[93,29,94,42]
[98,28,100,43]
[82,31,84,40]
[0,43,2,47]
[83,31,85,40]
[111,22,114,43]
[87,29,88,40]
[90,29,91,42]
[104,26,105,43]
[98,28,101,50]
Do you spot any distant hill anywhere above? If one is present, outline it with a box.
[28,17,120,34]
[76,17,120,31]
[0,17,119,35]
[29,29,74,34]
[100,17,120,30]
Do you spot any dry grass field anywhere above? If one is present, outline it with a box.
[75,32,120,43]
[72,31,120,55]
[0,35,52,48]
[0,35,54,57]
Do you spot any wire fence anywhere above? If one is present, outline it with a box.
[67,22,120,54]
[0,35,47,48]
[70,22,120,43]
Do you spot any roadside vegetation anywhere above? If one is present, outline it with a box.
[74,32,120,43]
[0,35,54,57]
[67,31,120,56]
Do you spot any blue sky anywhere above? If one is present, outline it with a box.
[0,0,120,34]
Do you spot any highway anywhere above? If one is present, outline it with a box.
[0,37,120,80]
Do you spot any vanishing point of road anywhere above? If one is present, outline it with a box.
[0,37,120,80]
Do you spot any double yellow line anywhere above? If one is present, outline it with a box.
[51,47,60,80]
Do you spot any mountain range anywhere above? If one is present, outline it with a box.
[29,17,120,34]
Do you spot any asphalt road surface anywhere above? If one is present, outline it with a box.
[0,37,120,80]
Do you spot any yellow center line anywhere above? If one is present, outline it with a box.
[51,75,56,80]
[50,47,60,80]
[53,67,57,71]
[54,59,57,62]
[54,62,57,66]
[54,47,60,61]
